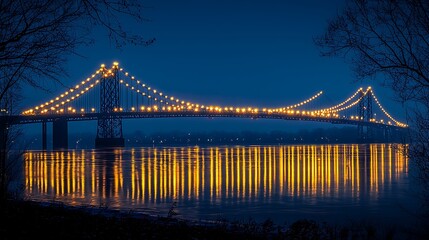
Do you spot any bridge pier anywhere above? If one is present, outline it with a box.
[358,125,373,142]
[53,118,68,150]
[42,121,47,150]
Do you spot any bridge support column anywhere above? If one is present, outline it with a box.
[42,121,47,150]
[357,89,373,142]
[383,127,390,142]
[95,64,124,148]
[53,118,68,150]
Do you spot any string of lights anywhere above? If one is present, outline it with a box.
[278,91,323,110]
[22,65,110,115]
[317,87,364,113]
[369,88,407,127]
[20,62,407,128]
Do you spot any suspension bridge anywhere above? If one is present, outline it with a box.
[1,62,408,149]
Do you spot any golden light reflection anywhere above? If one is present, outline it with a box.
[24,144,408,207]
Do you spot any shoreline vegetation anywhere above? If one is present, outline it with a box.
[1,198,425,239]
[21,127,409,150]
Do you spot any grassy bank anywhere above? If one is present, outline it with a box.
[0,199,425,239]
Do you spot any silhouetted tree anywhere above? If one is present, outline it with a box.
[0,0,154,200]
[315,0,429,234]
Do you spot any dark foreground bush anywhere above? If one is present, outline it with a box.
[0,200,425,239]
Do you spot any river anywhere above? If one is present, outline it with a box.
[20,143,420,229]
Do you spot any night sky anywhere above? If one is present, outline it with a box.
[20,0,407,137]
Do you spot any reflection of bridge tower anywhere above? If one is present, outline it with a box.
[95,63,124,148]
[357,89,373,141]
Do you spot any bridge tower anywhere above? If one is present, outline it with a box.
[95,63,124,148]
[357,89,373,141]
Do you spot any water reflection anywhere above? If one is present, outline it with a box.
[24,144,409,222]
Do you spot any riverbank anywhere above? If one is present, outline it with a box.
[1,199,425,239]
[1,199,263,239]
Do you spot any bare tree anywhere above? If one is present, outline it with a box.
[0,0,154,199]
[315,0,429,235]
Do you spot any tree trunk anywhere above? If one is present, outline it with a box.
[0,118,8,201]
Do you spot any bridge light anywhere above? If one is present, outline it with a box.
[131,107,135,111]
[137,80,140,84]
[100,64,105,68]
[72,109,76,113]
[81,108,84,112]
[113,61,119,66]
[140,106,145,111]
[91,108,95,112]
[120,108,123,111]
[75,85,79,89]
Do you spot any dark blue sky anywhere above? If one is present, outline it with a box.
[21,0,407,136]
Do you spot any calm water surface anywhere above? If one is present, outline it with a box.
[22,144,418,226]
